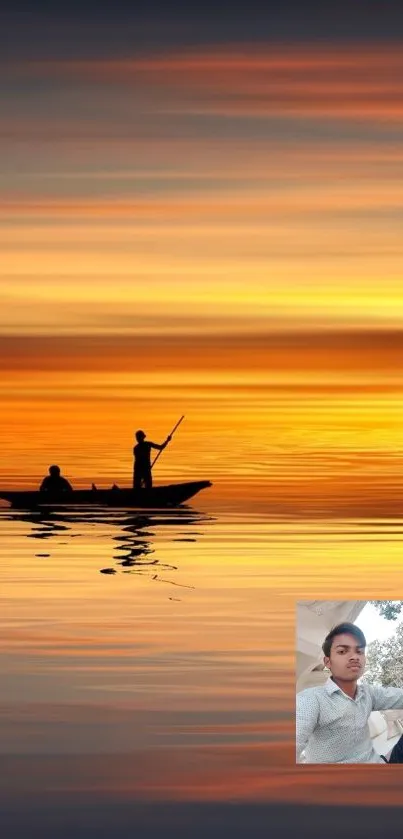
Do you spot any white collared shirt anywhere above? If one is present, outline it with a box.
[296,678,403,763]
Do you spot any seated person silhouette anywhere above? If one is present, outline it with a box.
[40,465,73,493]
[133,429,171,490]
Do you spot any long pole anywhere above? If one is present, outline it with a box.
[151,415,185,469]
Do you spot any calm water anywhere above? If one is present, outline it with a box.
[2,501,403,818]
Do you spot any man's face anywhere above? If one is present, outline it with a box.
[324,632,366,681]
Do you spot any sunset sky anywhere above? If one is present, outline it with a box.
[3,3,403,834]
[1,1,403,503]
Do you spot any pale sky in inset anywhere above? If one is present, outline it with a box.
[355,602,400,645]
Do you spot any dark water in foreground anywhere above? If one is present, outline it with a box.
[1,504,403,834]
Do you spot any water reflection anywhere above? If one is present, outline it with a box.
[3,506,213,580]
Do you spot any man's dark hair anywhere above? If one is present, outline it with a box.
[322,622,366,658]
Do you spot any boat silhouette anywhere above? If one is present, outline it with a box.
[0,480,212,509]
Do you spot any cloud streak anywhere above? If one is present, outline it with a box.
[5,44,403,122]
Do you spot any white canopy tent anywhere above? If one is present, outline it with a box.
[296,600,367,693]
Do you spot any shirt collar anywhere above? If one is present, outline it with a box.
[325,677,363,698]
[325,677,340,695]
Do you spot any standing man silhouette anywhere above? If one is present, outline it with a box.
[133,430,171,490]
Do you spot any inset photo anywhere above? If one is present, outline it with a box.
[296,600,403,764]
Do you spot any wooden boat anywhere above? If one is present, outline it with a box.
[0,481,212,509]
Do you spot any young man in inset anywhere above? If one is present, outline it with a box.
[296,621,403,763]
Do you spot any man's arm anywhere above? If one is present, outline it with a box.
[369,683,403,710]
[296,691,320,763]
[150,437,172,451]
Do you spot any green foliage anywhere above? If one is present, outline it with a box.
[364,621,403,687]
[369,600,403,621]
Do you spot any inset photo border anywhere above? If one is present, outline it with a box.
[296,600,403,764]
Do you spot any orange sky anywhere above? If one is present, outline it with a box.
[1,42,403,499]
[3,28,403,821]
